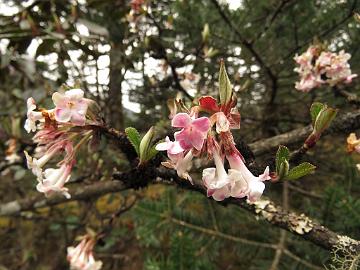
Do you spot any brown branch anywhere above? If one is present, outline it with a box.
[0,180,128,216]
[248,109,360,156]
[335,88,360,106]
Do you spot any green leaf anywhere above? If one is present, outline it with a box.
[146,145,158,162]
[219,60,232,105]
[275,145,290,174]
[125,127,141,155]
[313,107,338,134]
[284,162,316,181]
[139,127,155,164]
[310,102,325,126]
[278,159,290,180]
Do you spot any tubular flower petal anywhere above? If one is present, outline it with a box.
[36,163,73,198]
[24,97,44,133]
[227,152,270,202]
[202,150,232,201]
[67,237,102,270]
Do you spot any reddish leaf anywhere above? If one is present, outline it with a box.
[199,96,219,112]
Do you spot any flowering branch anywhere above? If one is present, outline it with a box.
[2,165,360,254]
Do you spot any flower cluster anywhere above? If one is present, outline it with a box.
[156,65,270,202]
[24,88,101,198]
[294,45,357,92]
[67,235,102,270]
[347,133,360,171]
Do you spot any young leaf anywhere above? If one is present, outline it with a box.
[202,23,210,43]
[275,145,290,174]
[146,145,158,162]
[139,127,155,164]
[125,127,141,155]
[278,159,290,180]
[310,102,325,126]
[313,107,338,134]
[219,60,232,105]
[284,162,316,181]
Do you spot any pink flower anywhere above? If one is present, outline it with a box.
[294,47,357,92]
[36,162,73,198]
[317,50,357,86]
[295,73,323,92]
[172,113,210,151]
[52,89,89,126]
[202,149,250,201]
[67,237,102,270]
[227,153,270,202]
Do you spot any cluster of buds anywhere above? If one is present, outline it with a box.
[294,45,357,92]
[24,88,102,198]
[67,234,102,270]
[347,133,360,171]
[156,62,270,202]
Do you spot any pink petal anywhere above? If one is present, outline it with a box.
[212,186,230,201]
[55,108,72,123]
[189,129,205,150]
[259,166,271,181]
[65,88,84,99]
[71,112,86,126]
[192,117,210,133]
[174,130,192,150]
[52,92,65,107]
[75,99,89,114]
[168,142,184,155]
[172,113,191,128]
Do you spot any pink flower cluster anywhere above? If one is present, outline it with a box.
[156,95,270,202]
[24,89,100,198]
[67,235,102,270]
[294,46,357,92]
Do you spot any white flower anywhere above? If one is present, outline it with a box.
[227,153,270,202]
[202,150,233,201]
[24,151,44,180]
[24,97,44,133]
[36,164,72,198]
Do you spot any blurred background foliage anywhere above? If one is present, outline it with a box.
[0,0,360,269]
